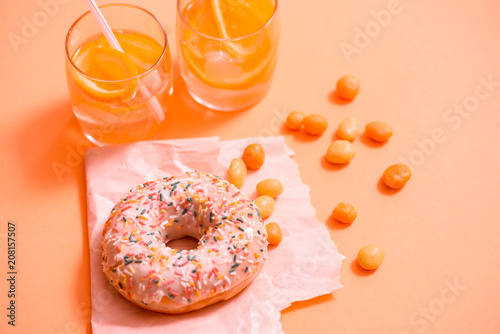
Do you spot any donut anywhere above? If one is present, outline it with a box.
[101,171,268,314]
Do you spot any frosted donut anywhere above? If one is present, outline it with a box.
[101,171,268,314]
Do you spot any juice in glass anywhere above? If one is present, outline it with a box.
[66,5,173,145]
[177,0,279,111]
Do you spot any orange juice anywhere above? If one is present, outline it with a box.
[67,30,172,145]
[67,24,172,145]
[177,0,279,111]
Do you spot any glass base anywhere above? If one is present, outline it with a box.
[181,72,270,112]
[73,105,166,146]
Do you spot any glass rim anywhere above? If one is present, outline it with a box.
[177,0,279,42]
[65,3,168,84]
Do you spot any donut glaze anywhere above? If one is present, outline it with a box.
[101,171,268,313]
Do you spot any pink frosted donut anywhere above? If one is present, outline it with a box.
[101,171,268,313]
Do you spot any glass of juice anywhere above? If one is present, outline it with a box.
[176,0,280,111]
[65,4,173,146]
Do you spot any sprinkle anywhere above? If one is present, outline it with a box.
[182,208,188,215]
[236,218,244,223]
[238,226,245,232]
[170,185,177,196]
[255,208,261,217]
[128,233,137,243]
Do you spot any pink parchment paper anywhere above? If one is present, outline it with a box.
[85,136,344,334]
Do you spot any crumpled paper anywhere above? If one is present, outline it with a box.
[85,136,344,334]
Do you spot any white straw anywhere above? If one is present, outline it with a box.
[84,0,165,123]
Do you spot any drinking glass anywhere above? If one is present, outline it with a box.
[176,0,280,111]
[65,4,173,145]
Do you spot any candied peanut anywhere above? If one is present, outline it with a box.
[337,117,360,141]
[336,75,360,101]
[332,202,357,224]
[256,179,284,198]
[227,158,247,188]
[326,140,355,164]
[365,121,393,143]
[303,114,328,136]
[357,244,385,270]
[382,164,412,189]
[285,111,305,130]
[242,143,265,170]
[265,222,282,245]
[254,195,275,219]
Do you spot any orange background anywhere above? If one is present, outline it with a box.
[1,0,500,333]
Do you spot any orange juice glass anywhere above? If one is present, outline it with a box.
[176,0,280,111]
[65,4,173,146]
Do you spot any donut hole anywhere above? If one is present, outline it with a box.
[165,236,200,251]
